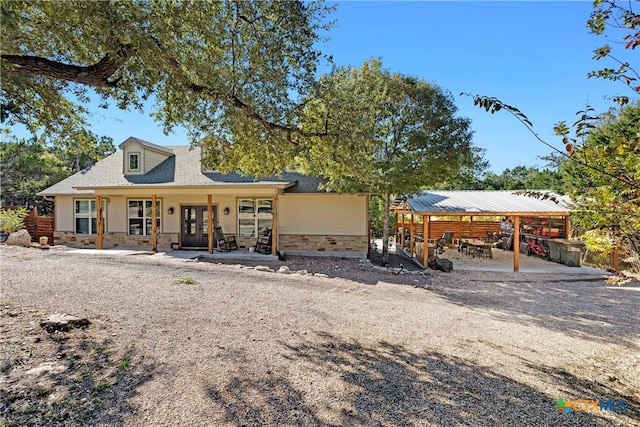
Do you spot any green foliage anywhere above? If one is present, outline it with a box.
[560,103,640,267]
[369,196,394,238]
[0,134,114,213]
[52,130,116,173]
[176,277,198,285]
[1,0,335,175]
[587,0,640,102]
[115,356,132,372]
[0,207,28,233]
[582,229,615,255]
[299,59,474,259]
[301,60,474,195]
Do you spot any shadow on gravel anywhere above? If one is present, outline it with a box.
[199,253,431,288]
[205,332,630,426]
[1,316,155,427]
[430,276,640,348]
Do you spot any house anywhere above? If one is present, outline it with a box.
[38,137,369,257]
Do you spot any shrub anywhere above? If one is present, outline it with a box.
[0,208,29,233]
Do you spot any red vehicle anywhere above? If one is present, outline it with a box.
[527,240,550,260]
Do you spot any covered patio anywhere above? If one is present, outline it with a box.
[393,190,572,271]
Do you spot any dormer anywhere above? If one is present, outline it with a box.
[119,137,174,175]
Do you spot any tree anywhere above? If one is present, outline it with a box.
[559,102,640,272]
[299,60,474,261]
[51,130,116,173]
[0,137,69,213]
[1,0,335,175]
[431,147,490,190]
[0,132,114,213]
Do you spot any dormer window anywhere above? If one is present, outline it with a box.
[128,153,140,172]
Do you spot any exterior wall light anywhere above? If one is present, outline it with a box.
[223,207,230,215]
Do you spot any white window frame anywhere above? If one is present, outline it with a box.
[128,199,161,236]
[128,152,140,172]
[74,199,106,235]
[237,198,273,238]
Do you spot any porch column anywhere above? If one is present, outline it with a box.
[207,195,213,254]
[564,215,570,239]
[272,190,279,256]
[399,213,405,249]
[152,194,157,252]
[423,215,430,267]
[96,195,104,249]
[409,214,414,256]
[470,216,474,238]
[513,215,521,271]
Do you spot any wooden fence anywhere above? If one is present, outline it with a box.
[396,219,501,241]
[2,206,54,243]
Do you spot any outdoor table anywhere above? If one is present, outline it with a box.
[459,239,484,256]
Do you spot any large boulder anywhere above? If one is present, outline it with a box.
[6,229,32,247]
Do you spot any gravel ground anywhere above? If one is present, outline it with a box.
[1,244,639,426]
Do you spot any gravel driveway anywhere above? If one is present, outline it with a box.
[1,245,638,426]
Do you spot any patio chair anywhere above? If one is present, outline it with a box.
[476,243,493,259]
[436,231,455,254]
[254,228,272,254]
[214,226,238,251]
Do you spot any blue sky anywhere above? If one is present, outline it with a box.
[20,1,633,173]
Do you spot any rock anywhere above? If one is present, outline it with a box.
[313,273,328,278]
[296,270,309,275]
[6,229,32,247]
[254,265,273,272]
[40,313,91,332]
[277,266,291,274]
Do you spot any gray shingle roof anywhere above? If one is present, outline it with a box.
[118,136,175,156]
[406,190,570,215]
[38,145,326,195]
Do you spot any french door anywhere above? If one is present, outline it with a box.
[181,206,216,248]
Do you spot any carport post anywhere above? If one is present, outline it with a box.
[410,214,414,257]
[513,215,520,271]
[422,215,430,267]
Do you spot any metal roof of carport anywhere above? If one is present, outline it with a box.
[405,190,570,216]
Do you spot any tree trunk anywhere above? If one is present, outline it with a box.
[382,192,391,263]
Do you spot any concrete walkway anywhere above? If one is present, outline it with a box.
[64,247,279,262]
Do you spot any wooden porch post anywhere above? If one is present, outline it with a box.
[207,195,213,254]
[96,195,103,249]
[399,213,404,249]
[470,216,474,238]
[423,215,430,267]
[564,215,571,239]
[151,195,157,252]
[272,190,279,257]
[409,214,414,256]
[513,215,520,271]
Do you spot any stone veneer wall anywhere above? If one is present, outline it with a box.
[279,234,368,254]
[54,231,178,249]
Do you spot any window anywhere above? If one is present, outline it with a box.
[128,153,140,171]
[128,200,161,235]
[75,199,106,234]
[238,199,272,238]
